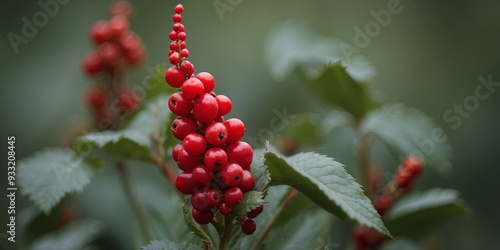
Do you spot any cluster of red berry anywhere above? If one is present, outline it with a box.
[354,156,424,250]
[82,1,143,126]
[165,4,262,235]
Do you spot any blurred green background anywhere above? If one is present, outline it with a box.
[1,0,499,249]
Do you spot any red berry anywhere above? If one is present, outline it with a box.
[169,30,178,40]
[241,219,256,235]
[90,20,109,44]
[170,41,179,51]
[178,32,187,41]
[215,95,232,117]
[203,147,228,171]
[239,170,255,192]
[183,133,207,156]
[82,51,103,75]
[220,163,243,187]
[192,165,213,186]
[85,87,107,108]
[168,92,192,116]
[403,156,423,177]
[195,72,215,93]
[109,15,129,39]
[171,117,196,140]
[206,189,222,207]
[218,203,233,215]
[226,142,253,170]
[119,32,141,52]
[125,46,145,66]
[214,116,224,123]
[165,66,186,88]
[174,4,184,14]
[224,119,245,143]
[169,52,181,65]
[110,1,134,19]
[180,49,189,58]
[180,60,194,75]
[191,191,212,211]
[193,93,219,124]
[395,168,412,189]
[375,194,392,216]
[173,23,184,32]
[247,205,263,219]
[353,226,385,249]
[172,143,184,161]
[204,122,228,146]
[173,13,182,23]
[224,187,243,206]
[175,172,197,194]
[98,43,121,69]
[181,78,205,100]
[119,89,140,111]
[192,208,213,225]
[180,41,187,49]
[177,149,200,171]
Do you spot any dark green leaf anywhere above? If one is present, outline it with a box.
[18,149,97,213]
[385,188,470,239]
[30,219,105,250]
[359,103,453,174]
[265,151,390,236]
[250,149,271,192]
[74,130,153,163]
[182,202,216,250]
[232,191,265,216]
[141,240,202,250]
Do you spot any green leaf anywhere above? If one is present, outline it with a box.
[321,110,355,135]
[141,240,202,250]
[250,149,271,192]
[182,202,216,250]
[302,63,379,120]
[384,188,470,239]
[18,149,96,213]
[232,191,265,216]
[265,151,390,236]
[30,219,105,250]
[262,209,331,250]
[74,130,153,163]
[359,103,453,174]
[127,94,172,136]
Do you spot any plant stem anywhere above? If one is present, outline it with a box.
[115,161,153,241]
[356,132,373,199]
[250,189,299,250]
[219,216,233,250]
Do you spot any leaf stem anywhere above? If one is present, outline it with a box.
[250,189,299,250]
[356,132,373,199]
[219,215,233,250]
[115,161,153,242]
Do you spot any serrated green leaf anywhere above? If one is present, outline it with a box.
[30,219,104,250]
[262,209,331,250]
[359,103,453,174]
[265,151,390,236]
[182,203,216,250]
[385,188,470,239]
[302,63,379,120]
[140,240,202,250]
[232,191,265,216]
[250,149,271,192]
[18,149,96,213]
[74,130,153,163]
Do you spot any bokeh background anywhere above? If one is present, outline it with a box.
[1,0,499,249]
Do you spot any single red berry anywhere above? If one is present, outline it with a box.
[181,78,205,100]
[183,133,207,156]
[224,118,245,143]
[85,87,107,108]
[119,32,141,52]
[224,187,243,206]
[375,194,392,216]
[191,191,212,211]
[180,60,194,75]
[192,208,214,225]
[218,203,233,215]
[173,13,182,23]
[226,142,253,170]
[165,66,186,88]
[177,32,187,41]
[168,92,192,116]
[110,1,134,19]
[220,163,244,187]
[180,49,189,58]
[195,72,215,93]
[169,30,178,40]
[353,226,385,249]
[172,143,184,162]
[109,15,129,39]
[171,117,197,140]
[82,51,103,75]
[203,147,228,171]
[125,46,145,66]
[395,168,412,189]
[206,189,222,207]
[241,219,256,235]
[177,149,201,171]
[193,93,219,124]
[174,4,184,14]
[175,172,197,195]
[239,170,255,192]
[192,165,213,186]
[403,156,423,177]
[172,23,184,32]
[247,205,263,219]
[215,95,232,117]
[169,41,179,51]
[90,20,109,44]
[98,43,121,69]
[169,52,181,65]
[180,41,187,49]
[214,116,225,123]
[204,122,228,146]
[119,89,140,111]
